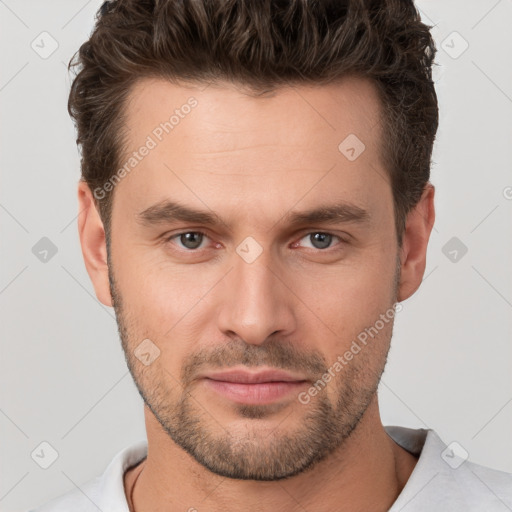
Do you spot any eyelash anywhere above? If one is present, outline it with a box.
[164,230,346,252]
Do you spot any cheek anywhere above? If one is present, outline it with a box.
[294,256,397,358]
[304,261,394,318]
[114,242,209,319]
[115,256,217,363]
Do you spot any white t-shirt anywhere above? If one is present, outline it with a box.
[30,426,512,511]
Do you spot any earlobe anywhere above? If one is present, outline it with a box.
[397,184,436,302]
[77,181,113,307]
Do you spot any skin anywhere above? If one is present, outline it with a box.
[77,75,435,512]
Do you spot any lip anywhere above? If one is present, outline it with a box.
[201,368,308,384]
[199,367,309,405]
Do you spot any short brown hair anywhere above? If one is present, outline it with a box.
[68,0,438,247]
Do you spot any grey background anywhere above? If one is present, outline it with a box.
[1,1,511,511]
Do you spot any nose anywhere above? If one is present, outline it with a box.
[216,247,297,345]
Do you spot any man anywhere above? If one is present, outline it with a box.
[32,0,512,510]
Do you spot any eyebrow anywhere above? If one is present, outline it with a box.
[136,199,371,230]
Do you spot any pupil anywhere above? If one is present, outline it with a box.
[312,233,331,249]
[181,232,202,249]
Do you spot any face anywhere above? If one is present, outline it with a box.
[104,76,403,480]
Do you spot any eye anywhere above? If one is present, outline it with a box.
[294,232,344,250]
[166,231,210,250]
[164,230,345,253]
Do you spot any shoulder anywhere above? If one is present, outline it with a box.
[28,440,147,512]
[426,429,512,507]
[28,476,103,512]
[386,426,512,511]
[448,458,512,509]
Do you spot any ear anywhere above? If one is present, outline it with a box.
[397,183,436,302]
[77,181,113,307]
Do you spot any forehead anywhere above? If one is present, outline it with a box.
[114,76,390,228]
[123,75,384,156]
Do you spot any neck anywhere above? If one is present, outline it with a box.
[126,396,418,512]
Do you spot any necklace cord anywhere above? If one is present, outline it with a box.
[128,459,145,512]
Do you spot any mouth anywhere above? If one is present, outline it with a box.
[200,368,310,405]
